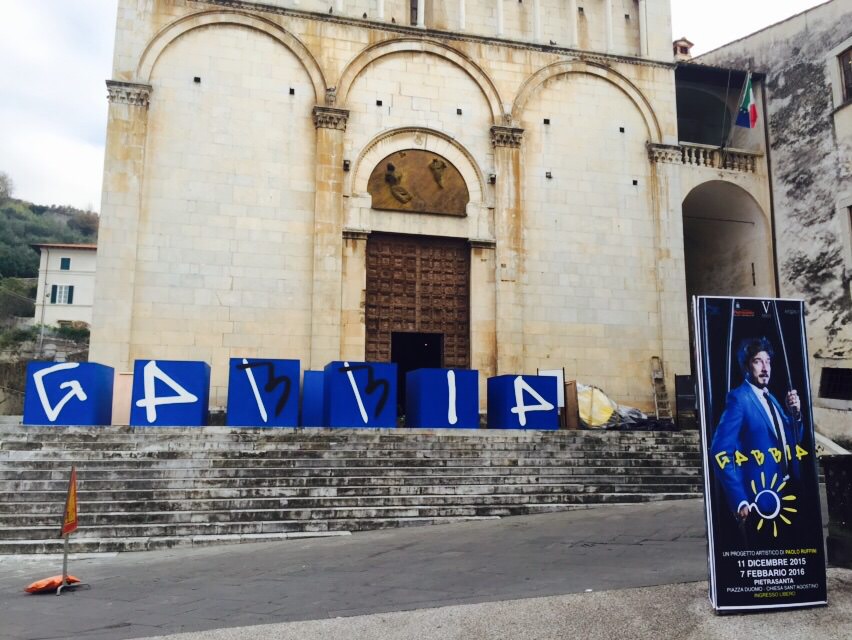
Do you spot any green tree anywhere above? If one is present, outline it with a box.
[0,172,13,201]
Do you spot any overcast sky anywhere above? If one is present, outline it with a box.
[0,0,829,212]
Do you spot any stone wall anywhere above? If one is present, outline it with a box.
[698,0,852,439]
[91,0,724,410]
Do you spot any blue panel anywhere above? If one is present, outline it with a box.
[487,374,559,430]
[23,361,114,426]
[226,358,300,427]
[129,360,210,426]
[322,361,397,428]
[301,370,325,427]
[406,368,479,429]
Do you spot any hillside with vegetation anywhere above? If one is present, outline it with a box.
[0,170,98,322]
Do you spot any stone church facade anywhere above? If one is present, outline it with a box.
[91,0,772,411]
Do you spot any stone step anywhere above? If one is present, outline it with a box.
[0,455,699,471]
[0,495,692,540]
[0,487,704,517]
[0,480,703,503]
[0,443,702,457]
[0,466,701,485]
[0,424,703,554]
[1,424,699,441]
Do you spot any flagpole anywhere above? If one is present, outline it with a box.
[722,70,751,167]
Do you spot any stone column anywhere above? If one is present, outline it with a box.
[566,0,578,47]
[459,0,466,30]
[647,143,690,390]
[377,0,384,19]
[604,0,614,52]
[638,0,649,57]
[490,125,525,374]
[496,0,504,36]
[340,229,369,361]
[310,105,350,370]
[335,0,343,13]
[89,80,152,373]
[417,0,425,27]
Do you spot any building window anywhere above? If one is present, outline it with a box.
[842,47,852,102]
[50,284,74,305]
[819,367,852,401]
[410,0,418,25]
[60,257,71,270]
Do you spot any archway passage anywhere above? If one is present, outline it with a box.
[682,181,775,374]
[366,233,470,410]
[682,181,774,301]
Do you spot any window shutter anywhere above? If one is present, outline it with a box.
[67,286,74,305]
[50,285,57,304]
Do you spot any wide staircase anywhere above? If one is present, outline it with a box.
[0,423,704,554]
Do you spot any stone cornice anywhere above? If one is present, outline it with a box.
[647,143,682,164]
[342,228,370,240]
[468,238,496,249]
[491,126,524,148]
[313,106,349,130]
[106,80,152,107]
[190,0,675,71]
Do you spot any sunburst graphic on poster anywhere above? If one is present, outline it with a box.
[747,471,797,538]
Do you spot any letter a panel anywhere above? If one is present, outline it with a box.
[487,374,559,430]
[130,360,210,426]
[23,362,114,426]
[226,358,300,427]
[323,361,397,428]
[406,368,479,429]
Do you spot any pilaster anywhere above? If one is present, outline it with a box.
[490,125,526,374]
[340,228,369,361]
[648,144,690,388]
[89,80,152,372]
[310,105,350,369]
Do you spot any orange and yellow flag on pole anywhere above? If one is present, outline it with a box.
[60,466,78,537]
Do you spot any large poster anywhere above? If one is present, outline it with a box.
[693,296,827,611]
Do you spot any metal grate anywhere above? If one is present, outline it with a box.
[818,367,852,401]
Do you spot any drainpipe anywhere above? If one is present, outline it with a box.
[37,246,48,355]
[759,78,780,296]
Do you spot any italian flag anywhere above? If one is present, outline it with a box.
[735,73,758,128]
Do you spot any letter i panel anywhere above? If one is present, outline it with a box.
[322,361,397,428]
[23,362,114,426]
[406,368,479,429]
[130,360,210,426]
[301,371,324,427]
[226,358,300,427]
[487,375,559,430]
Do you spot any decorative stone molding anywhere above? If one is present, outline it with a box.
[342,228,370,241]
[469,238,496,249]
[675,142,762,173]
[192,0,675,71]
[106,80,152,107]
[490,126,524,148]
[647,143,682,164]
[313,106,349,130]
[325,86,337,106]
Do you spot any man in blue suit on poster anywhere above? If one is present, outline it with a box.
[710,337,803,526]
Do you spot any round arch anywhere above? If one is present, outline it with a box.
[512,60,662,143]
[351,127,487,205]
[135,9,327,102]
[682,180,775,300]
[336,39,504,125]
